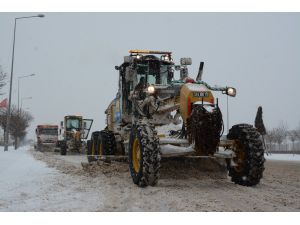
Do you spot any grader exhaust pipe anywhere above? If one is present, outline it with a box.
[196,61,204,81]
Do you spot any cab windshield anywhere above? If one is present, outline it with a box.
[136,64,171,86]
[39,128,58,135]
[66,119,81,130]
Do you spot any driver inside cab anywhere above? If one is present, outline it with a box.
[133,76,146,100]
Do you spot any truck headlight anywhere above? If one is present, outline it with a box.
[147,85,155,94]
[226,87,236,97]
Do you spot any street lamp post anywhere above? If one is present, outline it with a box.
[4,14,44,151]
[18,73,35,111]
[20,97,32,110]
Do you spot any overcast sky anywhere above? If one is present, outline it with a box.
[0,13,299,139]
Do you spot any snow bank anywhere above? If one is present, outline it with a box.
[0,145,53,184]
[0,145,51,184]
[0,145,58,211]
[265,153,300,162]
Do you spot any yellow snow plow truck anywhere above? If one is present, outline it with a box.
[59,115,93,155]
[87,50,265,187]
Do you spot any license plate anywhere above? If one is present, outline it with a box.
[193,92,209,97]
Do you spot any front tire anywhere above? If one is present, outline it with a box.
[36,143,42,152]
[60,141,67,155]
[128,123,161,187]
[227,124,265,186]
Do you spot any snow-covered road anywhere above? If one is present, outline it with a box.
[0,146,300,211]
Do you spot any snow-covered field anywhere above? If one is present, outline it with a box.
[265,154,300,162]
[0,146,299,212]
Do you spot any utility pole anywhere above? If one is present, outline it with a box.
[4,14,44,151]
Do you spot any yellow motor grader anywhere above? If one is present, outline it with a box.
[87,50,265,187]
[59,115,93,155]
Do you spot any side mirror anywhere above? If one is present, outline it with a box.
[35,128,37,134]
[180,58,192,66]
[60,121,63,127]
[115,66,120,70]
[59,129,61,135]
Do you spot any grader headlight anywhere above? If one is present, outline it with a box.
[147,85,155,94]
[226,87,236,97]
[161,54,172,62]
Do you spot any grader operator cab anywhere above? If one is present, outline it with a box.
[87,50,265,187]
[59,115,93,155]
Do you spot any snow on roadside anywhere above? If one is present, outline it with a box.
[0,145,60,211]
[0,145,107,211]
[265,153,300,162]
[0,145,54,185]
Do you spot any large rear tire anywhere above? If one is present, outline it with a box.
[128,123,161,187]
[87,140,95,163]
[87,130,117,163]
[97,130,116,155]
[227,124,265,186]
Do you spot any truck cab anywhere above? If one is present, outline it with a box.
[35,125,59,151]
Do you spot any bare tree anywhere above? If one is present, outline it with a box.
[0,107,8,141]
[273,121,288,151]
[0,65,7,95]
[295,123,300,151]
[265,129,276,151]
[288,130,298,151]
[0,105,33,149]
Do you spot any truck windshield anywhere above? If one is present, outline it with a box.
[39,128,58,135]
[66,119,80,130]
